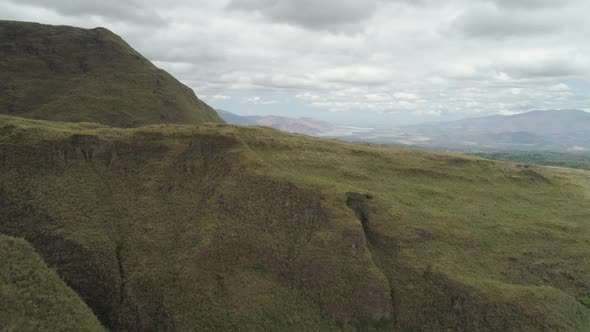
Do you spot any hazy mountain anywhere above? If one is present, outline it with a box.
[413,109,590,135]
[0,21,223,127]
[218,109,333,135]
[407,109,590,151]
[217,109,261,126]
[324,110,590,152]
[2,21,590,331]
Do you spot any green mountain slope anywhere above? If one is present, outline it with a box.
[472,151,590,171]
[1,115,589,331]
[0,234,104,331]
[0,21,223,127]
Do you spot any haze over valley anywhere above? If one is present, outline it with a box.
[222,108,590,152]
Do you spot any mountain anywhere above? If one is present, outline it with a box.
[0,20,223,127]
[217,110,261,126]
[450,109,590,135]
[0,234,103,331]
[410,109,590,138]
[325,110,590,152]
[2,21,590,331]
[218,109,333,135]
[2,114,590,331]
[401,110,590,151]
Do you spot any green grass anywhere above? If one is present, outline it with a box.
[473,151,590,171]
[1,114,590,331]
[0,20,223,127]
[0,234,104,331]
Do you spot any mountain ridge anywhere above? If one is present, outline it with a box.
[446,109,590,135]
[0,20,223,127]
[326,109,590,152]
[218,109,334,135]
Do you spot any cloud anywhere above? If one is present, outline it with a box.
[449,4,563,39]
[494,50,590,78]
[316,66,391,85]
[1,0,589,122]
[210,94,232,100]
[490,0,573,10]
[228,0,379,31]
[242,96,279,105]
[394,92,420,100]
[6,0,167,25]
[549,83,570,92]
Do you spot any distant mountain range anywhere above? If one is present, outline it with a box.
[409,109,590,135]
[403,109,590,151]
[318,110,590,152]
[218,110,333,135]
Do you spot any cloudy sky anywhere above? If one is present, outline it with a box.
[2,0,589,125]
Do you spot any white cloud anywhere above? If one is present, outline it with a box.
[208,94,232,101]
[394,92,420,100]
[1,0,589,121]
[549,83,570,92]
[242,96,279,105]
[228,0,379,31]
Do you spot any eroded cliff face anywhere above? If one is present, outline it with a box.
[0,123,393,330]
[1,119,589,331]
[0,234,104,331]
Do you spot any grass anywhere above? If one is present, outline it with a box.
[1,114,590,331]
[0,234,104,331]
[0,20,223,127]
[473,151,590,171]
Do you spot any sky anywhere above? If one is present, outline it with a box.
[2,0,590,126]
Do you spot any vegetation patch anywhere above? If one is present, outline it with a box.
[0,235,104,331]
[474,151,590,171]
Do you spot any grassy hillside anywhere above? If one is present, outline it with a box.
[1,114,589,331]
[0,234,104,331]
[473,151,590,171]
[0,21,223,127]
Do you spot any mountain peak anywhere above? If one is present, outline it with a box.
[0,20,223,127]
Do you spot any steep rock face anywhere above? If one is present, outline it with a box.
[1,116,590,331]
[347,193,589,332]
[0,234,104,331]
[0,119,392,330]
[0,21,223,127]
